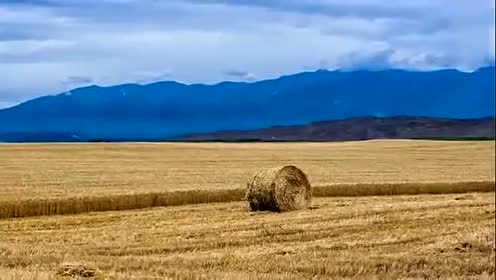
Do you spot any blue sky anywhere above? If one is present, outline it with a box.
[0,0,495,108]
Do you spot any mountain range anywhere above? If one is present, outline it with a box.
[0,67,494,142]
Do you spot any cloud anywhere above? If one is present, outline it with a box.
[0,0,101,7]
[338,43,395,70]
[0,0,494,106]
[0,24,45,41]
[0,0,58,6]
[182,0,425,19]
[337,44,459,71]
[133,70,173,84]
[224,69,256,80]
[62,76,93,86]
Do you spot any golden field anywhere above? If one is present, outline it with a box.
[0,140,494,218]
[0,140,494,279]
[1,193,494,279]
[1,140,494,201]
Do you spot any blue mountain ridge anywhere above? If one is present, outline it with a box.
[0,67,494,140]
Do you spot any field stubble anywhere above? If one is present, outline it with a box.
[0,140,494,279]
[0,193,494,279]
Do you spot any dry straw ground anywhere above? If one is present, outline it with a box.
[0,193,494,279]
[0,140,494,279]
[0,140,494,218]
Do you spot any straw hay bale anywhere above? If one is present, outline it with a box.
[246,165,311,212]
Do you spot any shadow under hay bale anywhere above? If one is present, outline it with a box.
[246,165,312,212]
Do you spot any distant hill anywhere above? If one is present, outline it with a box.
[0,67,494,140]
[0,117,493,143]
[176,116,496,142]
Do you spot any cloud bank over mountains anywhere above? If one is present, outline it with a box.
[0,0,494,107]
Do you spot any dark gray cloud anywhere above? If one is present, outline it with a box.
[62,76,93,86]
[224,69,255,80]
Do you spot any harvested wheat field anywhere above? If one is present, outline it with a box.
[0,140,494,278]
[0,140,494,218]
[0,193,494,279]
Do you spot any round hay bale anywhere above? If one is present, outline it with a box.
[245,165,312,212]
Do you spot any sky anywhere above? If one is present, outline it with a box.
[0,0,495,108]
